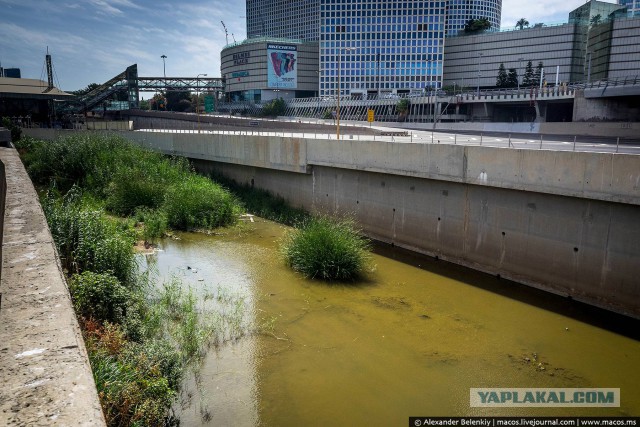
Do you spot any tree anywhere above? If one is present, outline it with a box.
[166,89,192,112]
[496,63,508,88]
[590,14,602,26]
[149,93,167,110]
[533,62,544,87]
[507,68,519,88]
[396,98,410,121]
[261,98,286,117]
[464,17,491,33]
[522,61,535,87]
[515,18,529,30]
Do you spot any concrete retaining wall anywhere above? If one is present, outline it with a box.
[22,129,640,317]
[114,131,640,206]
[0,147,105,425]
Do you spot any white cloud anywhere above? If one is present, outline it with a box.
[501,0,588,27]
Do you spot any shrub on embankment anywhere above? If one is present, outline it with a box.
[280,215,373,281]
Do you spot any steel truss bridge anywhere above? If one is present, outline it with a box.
[58,64,224,114]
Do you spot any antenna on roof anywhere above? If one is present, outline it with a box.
[45,46,54,92]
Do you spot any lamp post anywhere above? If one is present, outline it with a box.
[161,55,167,78]
[336,47,354,140]
[196,73,207,133]
[476,53,483,97]
[587,51,592,83]
[518,57,524,91]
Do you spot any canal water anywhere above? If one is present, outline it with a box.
[138,218,640,426]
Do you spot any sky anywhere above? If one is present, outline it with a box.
[0,0,593,92]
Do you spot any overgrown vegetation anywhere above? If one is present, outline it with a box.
[280,215,373,281]
[261,97,286,117]
[210,174,309,226]
[15,133,246,425]
[15,133,240,231]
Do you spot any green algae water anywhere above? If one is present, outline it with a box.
[137,218,640,426]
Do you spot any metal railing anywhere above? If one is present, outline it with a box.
[128,125,640,155]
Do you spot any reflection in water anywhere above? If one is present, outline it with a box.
[139,219,640,426]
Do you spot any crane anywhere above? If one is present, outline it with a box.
[221,21,229,45]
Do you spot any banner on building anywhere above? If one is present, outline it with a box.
[267,44,297,89]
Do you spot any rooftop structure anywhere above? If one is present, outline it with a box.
[445,0,502,35]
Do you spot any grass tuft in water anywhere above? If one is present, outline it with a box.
[280,215,373,282]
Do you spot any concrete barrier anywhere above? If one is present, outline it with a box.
[0,147,105,425]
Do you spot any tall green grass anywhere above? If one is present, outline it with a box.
[42,186,136,286]
[163,174,240,230]
[280,215,373,281]
[20,133,239,231]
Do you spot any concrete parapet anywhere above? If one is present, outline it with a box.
[125,131,310,174]
[0,148,105,426]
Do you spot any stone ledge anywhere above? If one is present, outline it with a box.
[0,147,105,426]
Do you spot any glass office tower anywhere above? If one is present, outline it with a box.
[246,0,320,40]
[618,0,639,15]
[318,1,447,97]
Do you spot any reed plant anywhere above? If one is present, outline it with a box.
[163,174,239,230]
[280,215,372,281]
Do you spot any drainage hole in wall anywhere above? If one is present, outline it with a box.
[438,217,441,221]
[502,231,506,236]
[574,247,579,252]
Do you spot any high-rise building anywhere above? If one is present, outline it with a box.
[246,0,320,40]
[618,0,640,15]
[244,0,502,97]
[319,1,447,97]
[445,0,501,35]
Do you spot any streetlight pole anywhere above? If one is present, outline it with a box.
[161,55,167,78]
[518,57,524,91]
[336,47,353,140]
[197,73,207,133]
[477,53,483,97]
[587,52,592,83]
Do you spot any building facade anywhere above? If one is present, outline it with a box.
[319,0,447,97]
[588,16,640,79]
[221,38,319,102]
[443,24,582,89]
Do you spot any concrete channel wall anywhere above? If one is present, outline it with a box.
[23,129,640,318]
[0,147,105,425]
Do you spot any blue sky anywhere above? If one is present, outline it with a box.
[0,0,589,92]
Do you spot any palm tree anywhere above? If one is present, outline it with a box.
[590,14,602,26]
[515,18,529,30]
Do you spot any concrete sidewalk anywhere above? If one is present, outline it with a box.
[0,147,104,426]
